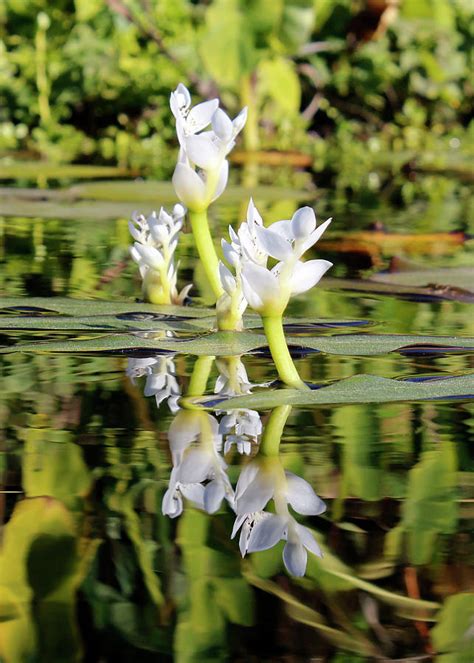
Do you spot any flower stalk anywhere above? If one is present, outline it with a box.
[262,316,308,390]
[188,209,223,300]
[259,404,292,457]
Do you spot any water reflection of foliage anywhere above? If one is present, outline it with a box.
[1,352,473,659]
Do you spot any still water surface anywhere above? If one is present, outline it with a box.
[1,180,473,661]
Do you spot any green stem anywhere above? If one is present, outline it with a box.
[189,209,223,301]
[262,315,308,390]
[35,14,51,125]
[240,73,259,189]
[186,355,214,397]
[260,405,292,456]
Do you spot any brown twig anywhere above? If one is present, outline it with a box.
[404,566,435,656]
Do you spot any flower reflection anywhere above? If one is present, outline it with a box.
[215,356,263,455]
[162,410,234,517]
[232,456,326,576]
[126,355,180,413]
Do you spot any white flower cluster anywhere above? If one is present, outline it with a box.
[126,355,180,413]
[129,205,192,305]
[219,200,333,317]
[170,83,247,211]
[162,410,234,517]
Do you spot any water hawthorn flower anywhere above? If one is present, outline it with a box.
[129,205,192,305]
[232,457,326,576]
[162,410,234,517]
[220,201,333,387]
[170,83,247,301]
[126,355,180,413]
[170,83,247,212]
[239,204,333,317]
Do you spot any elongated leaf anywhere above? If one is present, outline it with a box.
[3,329,473,360]
[193,374,474,409]
[244,572,379,657]
[0,297,214,319]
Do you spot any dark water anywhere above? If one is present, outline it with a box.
[1,181,473,662]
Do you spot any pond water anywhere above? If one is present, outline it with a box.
[1,173,473,662]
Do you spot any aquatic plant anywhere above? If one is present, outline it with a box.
[129,205,192,305]
[171,83,247,300]
[222,200,333,387]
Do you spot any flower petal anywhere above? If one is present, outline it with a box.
[218,261,236,294]
[296,524,323,557]
[285,471,327,515]
[162,488,183,518]
[255,226,293,261]
[231,513,247,539]
[269,219,292,239]
[186,99,219,134]
[180,482,205,509]
[235,470,275,514]
[247,514,287,552]
[232,107,248,136]
[241,262,279,311]
[185,134,221,170]
[290,259,333,296]
[291,207,316,239]
[170,83,191,118]
[211,160,229,202]
[246,198,263,228]
[283,541,307,576]
[212,108,233,142]
[295,217,332,257]
[234,461,260,500]
[133,244,164,270]
[221,239,240,267]
[179,448,213,483]
[204,479,226,514]
[172,162,206,208]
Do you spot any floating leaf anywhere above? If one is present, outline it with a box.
[2,327,473,359]
[194,374,474,410]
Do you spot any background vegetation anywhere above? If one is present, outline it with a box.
[0,0,472,196]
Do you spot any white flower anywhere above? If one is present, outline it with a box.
[215,200,263,330]
[129,204,192,305]
[126,355,181,413]
[170,83,247,210]
[232,458,326,576]
[239,205,333,316]
[162,410,234,517]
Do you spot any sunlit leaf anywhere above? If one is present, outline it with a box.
[432,592,474,662]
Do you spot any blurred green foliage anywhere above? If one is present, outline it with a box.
[0,0,472,193]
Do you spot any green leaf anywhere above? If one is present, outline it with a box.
[22,433,92,506]
[432,593,474,661]
[385,443,458,565]
[194,374,474,410]
[199,0,256,86]
[258,57,301,114]
[214,578,255,626]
